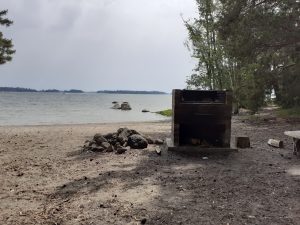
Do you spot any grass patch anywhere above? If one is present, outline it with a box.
[156,109,172,117]
[276,107,300,118]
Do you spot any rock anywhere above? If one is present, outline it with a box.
[142,109,150,113]
[116,147,127,154]
[83,141,91,149]
[16,172,24,177]
[109,138,118,146]
[143,136,154,144]
[94,134,107,145]
[128,134,148,149]
[155,147,161,155]
[91,144,105,152]
[120,102,132,110]
[105,133,118,146]
[117,128,132,144]
[101,142,111,149]
[106,145,114,152]
[103,133,114,139]
[111,103,121,109]
[141,218,147,224]
[130,129,140,135]
[88,140,96,146]
[154,139,164,145]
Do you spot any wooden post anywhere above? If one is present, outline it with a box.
[235,136,250,148]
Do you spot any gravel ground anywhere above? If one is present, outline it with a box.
[0,117,299,225]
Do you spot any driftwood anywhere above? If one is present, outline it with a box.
[235,136,250,148]
[267,139,284,148]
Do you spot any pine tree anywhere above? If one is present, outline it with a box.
[0,10,15,65]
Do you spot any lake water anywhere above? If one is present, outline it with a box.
[0,92,172,126]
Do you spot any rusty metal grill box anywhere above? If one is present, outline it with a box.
[171,89,233,150]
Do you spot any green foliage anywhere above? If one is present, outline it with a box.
[186,0,300,113]
[156,109,172,117]
[0,10,15,65]
[185,0,227,90]
[276,107,300,119]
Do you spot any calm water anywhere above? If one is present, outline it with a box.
[0,92,172,126]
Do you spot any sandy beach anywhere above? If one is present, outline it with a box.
[0,118,300,225]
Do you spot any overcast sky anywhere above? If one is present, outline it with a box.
[0,0,197,92]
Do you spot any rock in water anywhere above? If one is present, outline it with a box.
[121,102,132,110]
[128,134,148,149]
[111,103,121,109]
[142,109,150,113]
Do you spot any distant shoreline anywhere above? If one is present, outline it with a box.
[97,90,167,95]
[0,87,168,94]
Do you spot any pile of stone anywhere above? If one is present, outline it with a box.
[111,101,132,110]
[82,127,164,154]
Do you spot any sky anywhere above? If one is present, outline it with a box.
[0,0,197,92]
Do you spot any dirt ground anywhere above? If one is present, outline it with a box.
[0,116,300,225]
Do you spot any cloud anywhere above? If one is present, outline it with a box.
[0,0,197,92]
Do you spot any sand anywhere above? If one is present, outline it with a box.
[0,118,299,225]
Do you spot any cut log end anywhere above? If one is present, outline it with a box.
[235,136,250,148]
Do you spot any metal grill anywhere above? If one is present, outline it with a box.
[169,89,234,152]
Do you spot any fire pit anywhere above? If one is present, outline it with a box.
[166,89,236,153]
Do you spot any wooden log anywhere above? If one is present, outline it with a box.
[267,139,284,148]
[235,136,250,148]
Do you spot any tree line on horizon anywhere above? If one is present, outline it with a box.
[185,0,299,113]
[0,87,167,94]
[0,87,84,93]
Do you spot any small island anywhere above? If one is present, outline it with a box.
[0,87,84,93]
[41,89,60,93]
[63,89,84,93]
[97,90,167,94]
[0,87,38,92]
